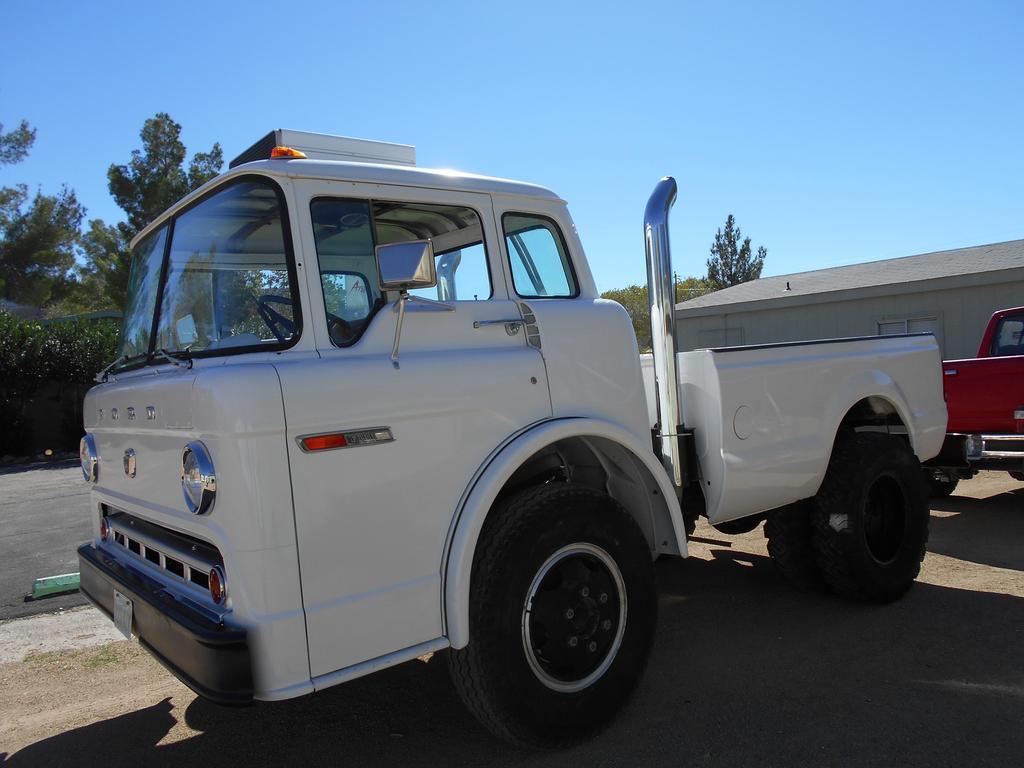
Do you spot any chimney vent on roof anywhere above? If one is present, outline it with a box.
[785,281,791,291]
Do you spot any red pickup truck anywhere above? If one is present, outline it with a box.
[927,306,1024,495]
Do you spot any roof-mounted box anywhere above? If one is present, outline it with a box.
[229,129,416,169]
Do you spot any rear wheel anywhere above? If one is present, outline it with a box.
[812,432,929,602]
[764,501,826,592]
[448,483,656,748]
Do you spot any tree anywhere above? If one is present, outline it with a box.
[601,276,710,350]
[706,214,767,290]
[0,186,85,306]
[81,113,223,310]
[0,120,86,307]
[0,120,35,166]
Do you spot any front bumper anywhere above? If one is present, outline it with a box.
[78,543,253,705]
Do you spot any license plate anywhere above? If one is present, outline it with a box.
[113,590,133,640]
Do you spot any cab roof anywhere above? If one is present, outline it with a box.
[130,157,563,249]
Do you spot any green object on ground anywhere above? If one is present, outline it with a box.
[31,572,80,599]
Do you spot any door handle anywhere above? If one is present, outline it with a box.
[473,319,522,336]
[944,369,958,376]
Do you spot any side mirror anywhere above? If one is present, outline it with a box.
[376,240,447,370]
[377,240,436,292]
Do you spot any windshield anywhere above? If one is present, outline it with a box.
[115,178,299,368]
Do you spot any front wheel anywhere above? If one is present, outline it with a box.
[812,432,929,602]
[448,483,656,748]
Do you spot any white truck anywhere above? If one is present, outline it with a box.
[77,130,947,747]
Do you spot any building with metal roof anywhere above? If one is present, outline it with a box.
[675,239,1024,358]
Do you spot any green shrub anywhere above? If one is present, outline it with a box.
[0,310,120,455]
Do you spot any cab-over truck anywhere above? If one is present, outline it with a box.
[77,130,946,747]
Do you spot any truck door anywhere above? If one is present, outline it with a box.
[276,181,551,679]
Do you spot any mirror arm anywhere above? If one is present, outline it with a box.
[390,293,455,370]
[391,295,456,313]
[391,291,409,369]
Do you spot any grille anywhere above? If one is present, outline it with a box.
[104,509,221,602]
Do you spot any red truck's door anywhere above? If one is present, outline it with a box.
[943,310,1024,433]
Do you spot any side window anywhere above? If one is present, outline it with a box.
[373,201,491,302]
[502,213,577,298]
[311,197,493,347]
[311,198,383,346]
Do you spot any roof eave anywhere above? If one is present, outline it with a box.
[675,267,1024,318]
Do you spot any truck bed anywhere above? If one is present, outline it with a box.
[641,334,946,524]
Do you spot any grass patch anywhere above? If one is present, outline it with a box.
[25,641,143,671]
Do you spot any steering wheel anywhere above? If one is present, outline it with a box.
[256,294,295,342]
[327,311,356,346]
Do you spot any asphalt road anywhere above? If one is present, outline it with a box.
[0,460,90,619]
[2,471,1022,766]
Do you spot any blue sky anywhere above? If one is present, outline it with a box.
[3,0,1022,291]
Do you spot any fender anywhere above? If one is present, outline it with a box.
[443,416,686,649]
[823,366,946,463]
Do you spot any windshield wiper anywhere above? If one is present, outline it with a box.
[154,348,194,370]
[95,352,148,383]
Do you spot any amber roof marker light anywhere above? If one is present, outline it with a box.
[269,146,308,160]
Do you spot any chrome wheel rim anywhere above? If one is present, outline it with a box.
[521,542,627,693]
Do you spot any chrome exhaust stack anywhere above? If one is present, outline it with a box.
[644,177,684,488]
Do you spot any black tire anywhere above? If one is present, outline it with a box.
[448,483,656,748]
[714,516,764,535]
[764,501,826,592]
[925,471,958,498]
[811,432,929,602]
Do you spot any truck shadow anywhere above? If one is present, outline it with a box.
[6,548,1024,768]
[928,488,1024,570]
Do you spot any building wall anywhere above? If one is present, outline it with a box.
[676,277,1024,359]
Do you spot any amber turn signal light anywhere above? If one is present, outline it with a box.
[269,146,307,159]
[209,566,226,605]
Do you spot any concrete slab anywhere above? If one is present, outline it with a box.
[0,605,122,664]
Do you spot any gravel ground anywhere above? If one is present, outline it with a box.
[0,472,1021,766]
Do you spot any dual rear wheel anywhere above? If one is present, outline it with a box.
[765,431,930,602]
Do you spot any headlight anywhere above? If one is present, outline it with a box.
[80,434,98,482]
[181,441,216,515]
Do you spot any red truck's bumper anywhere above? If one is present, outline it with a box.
[925,432,1024,476]
[965,433,1024,462]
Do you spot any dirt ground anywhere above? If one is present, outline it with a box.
[1,472,1022,767]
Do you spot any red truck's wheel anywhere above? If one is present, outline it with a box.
[448,483,656,748]
[811,432,929,602]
